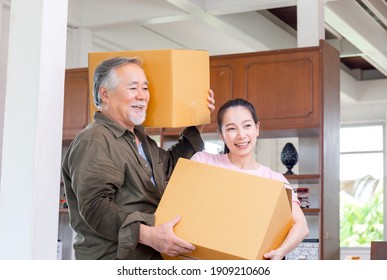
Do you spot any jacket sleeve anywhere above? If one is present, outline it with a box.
[159,126,205,180]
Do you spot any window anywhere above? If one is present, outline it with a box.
[340,125,384,247]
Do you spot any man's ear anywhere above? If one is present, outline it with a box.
[100,87,109,103]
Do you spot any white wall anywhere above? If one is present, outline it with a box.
[341,70,387,123]
[0,0,10,184]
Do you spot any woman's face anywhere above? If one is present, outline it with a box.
[220,106,259,156]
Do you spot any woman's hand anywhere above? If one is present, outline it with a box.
[263,248,286,260]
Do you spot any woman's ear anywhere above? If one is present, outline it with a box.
[256,122,260,137]
[219,131,225,142]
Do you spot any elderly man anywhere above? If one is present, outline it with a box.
[62,56,215,259]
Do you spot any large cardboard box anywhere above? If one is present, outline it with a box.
[155,158,293,260]
[88,49,210,128]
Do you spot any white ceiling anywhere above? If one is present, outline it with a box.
[67,0,387,79]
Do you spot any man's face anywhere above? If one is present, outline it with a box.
[101,63,150,130]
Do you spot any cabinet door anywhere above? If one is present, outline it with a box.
[208,60,235,131]
[210,48,321,133]
[63,68,89,144]
[242,50,320,131]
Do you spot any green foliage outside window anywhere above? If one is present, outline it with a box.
[340,188,384,247]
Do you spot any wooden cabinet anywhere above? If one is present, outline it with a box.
[209,44,326,135]
[62,68,89,145]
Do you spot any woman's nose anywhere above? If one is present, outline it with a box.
[236,130,245,138]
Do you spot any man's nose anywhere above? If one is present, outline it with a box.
[136,88,146,99]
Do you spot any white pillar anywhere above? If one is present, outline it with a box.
[0,0,68,259]
[297,0,325,47]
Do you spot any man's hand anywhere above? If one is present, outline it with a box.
[197,89,215,133]
[207,89,215,113]
[139,216,195,257]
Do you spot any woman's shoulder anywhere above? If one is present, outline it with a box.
[257,165,288,183]
[191,151,227,164]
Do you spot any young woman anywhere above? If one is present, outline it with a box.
[191,98,309,260]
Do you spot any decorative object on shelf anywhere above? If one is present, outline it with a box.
[295,187,310,209]
[280,142,298,175]
[60,193,68,209]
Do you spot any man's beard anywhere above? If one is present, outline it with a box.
[129,111,146,126]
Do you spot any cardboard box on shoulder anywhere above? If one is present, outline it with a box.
[88,49,210,128]
[155,158,293,260]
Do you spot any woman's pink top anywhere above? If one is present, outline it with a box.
[191,151,299,204]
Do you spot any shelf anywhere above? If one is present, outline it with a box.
[302,208,320,215]
[161,128,182,136]
[285,174,320,184]
[59,208,69,214]
[144,127,162,135]
[260,127,320,138]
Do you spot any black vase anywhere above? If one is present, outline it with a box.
[280,143,298,175]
